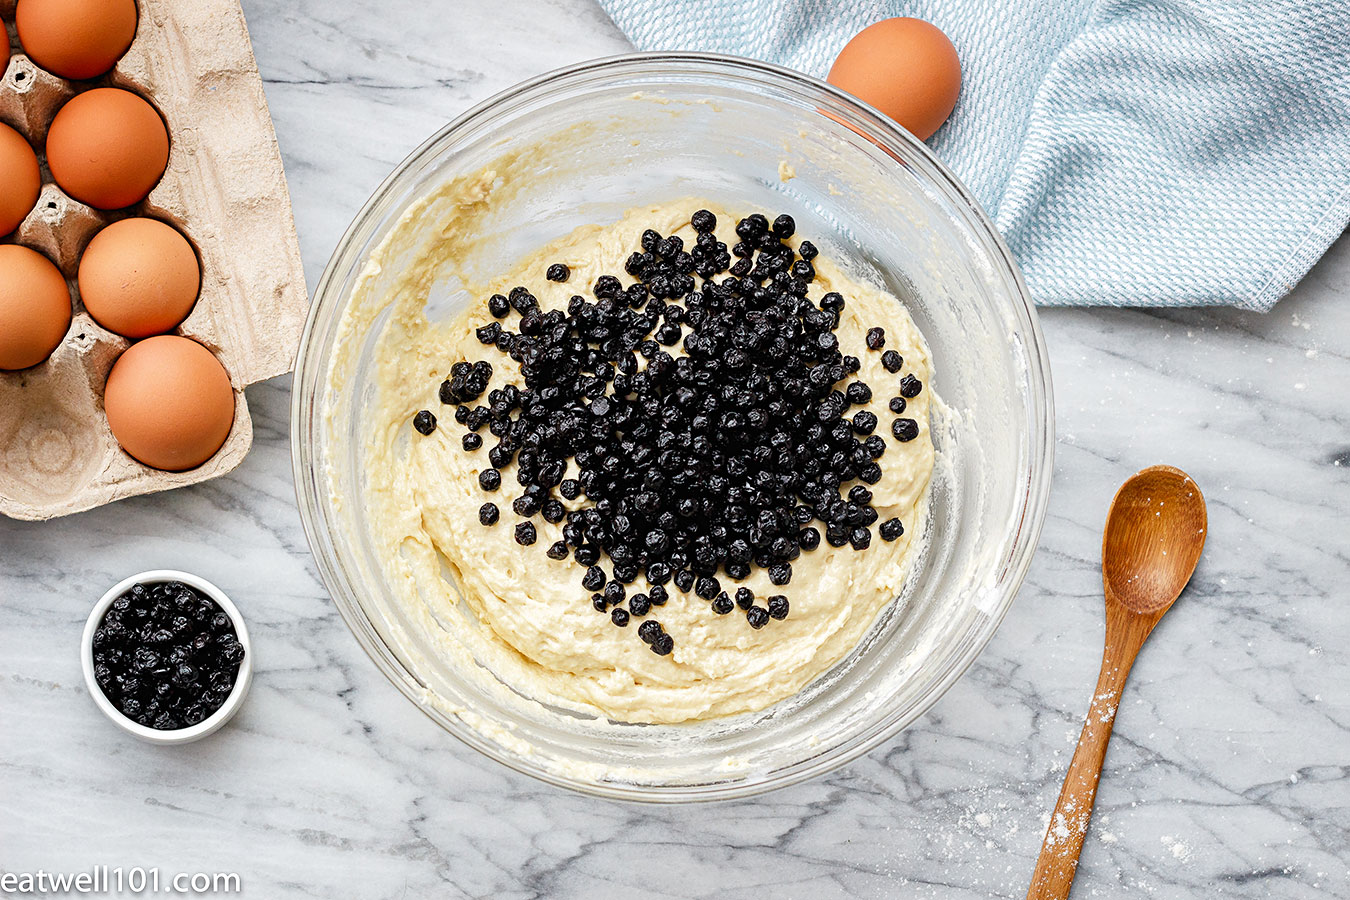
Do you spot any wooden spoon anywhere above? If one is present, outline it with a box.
[1026,465,1207,900]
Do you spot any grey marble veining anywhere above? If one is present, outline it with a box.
[3,1,1348,897]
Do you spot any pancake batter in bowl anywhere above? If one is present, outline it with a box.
[345,188,935,725]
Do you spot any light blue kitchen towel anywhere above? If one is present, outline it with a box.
[597,0,1350,309]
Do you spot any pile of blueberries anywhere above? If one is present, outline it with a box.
[414,211,923,655]
[90,580,246,730]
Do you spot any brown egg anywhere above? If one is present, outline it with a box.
[0,123,42,236]
[16,0,138,80]
[828,18,962,141]
[104,335,234,471]
[0,244,72,371]
[79,218,201,339]
[46,88,169,210]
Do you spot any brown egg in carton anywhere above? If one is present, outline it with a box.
[0,0,307,521]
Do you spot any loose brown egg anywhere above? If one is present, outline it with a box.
[104,335,234,471]
[0,123,42,236]
[828,18,961,141]
[16,0,138,80]
[0,244,72,371]
[46,88,170,210]
[79,218,201,339]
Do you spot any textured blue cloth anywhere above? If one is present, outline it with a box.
[597,0,1350,309]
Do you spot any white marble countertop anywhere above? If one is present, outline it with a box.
[4,2,1348,897]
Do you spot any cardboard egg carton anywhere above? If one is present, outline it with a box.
[0,0,307,521]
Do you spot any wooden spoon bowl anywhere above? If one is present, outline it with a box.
[1103,467,1208,615]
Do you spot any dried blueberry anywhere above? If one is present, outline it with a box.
[479,502,499,526]
[891,418,919,442]
[798,527,821,551]
[845,381,873,405]
[413,410,436,435]
[849,527,871,550]
[475,322,502,344]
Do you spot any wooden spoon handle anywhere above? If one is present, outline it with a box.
[1026,625,1145,900]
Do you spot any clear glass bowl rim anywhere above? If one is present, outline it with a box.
[291,51,1055,803]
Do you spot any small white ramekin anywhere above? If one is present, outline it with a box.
[81,569,253,745]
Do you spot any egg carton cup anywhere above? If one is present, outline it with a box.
[0,0,307,521]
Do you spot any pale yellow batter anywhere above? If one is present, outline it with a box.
[353,197,934,725]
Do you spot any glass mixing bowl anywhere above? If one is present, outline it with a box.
[292,54,1053,801]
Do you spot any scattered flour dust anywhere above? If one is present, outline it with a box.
[874,787,1190,898]
[1161,835,1193,862]
[956,802,1013,852]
